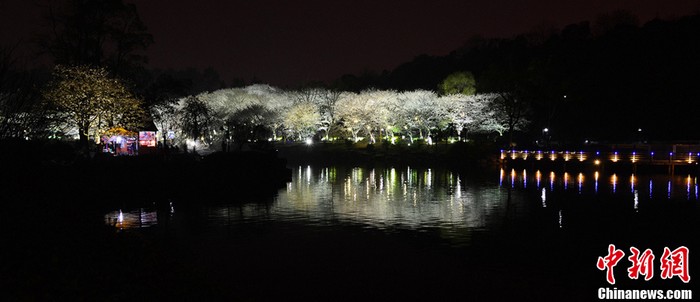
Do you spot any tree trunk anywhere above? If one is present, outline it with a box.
[78,125,90,155]
[508,123,515,147]
[161,127,168,149]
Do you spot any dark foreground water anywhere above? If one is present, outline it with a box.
[5,164,698,300]
[96,165,699,300]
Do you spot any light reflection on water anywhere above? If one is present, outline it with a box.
[498,168,700,201]
[266,166,512,243]
[104,166,699,250]
[104,208,158,229]
[498,168,699,233]
[105,166,516,246]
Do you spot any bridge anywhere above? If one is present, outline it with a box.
[500,144,700,174]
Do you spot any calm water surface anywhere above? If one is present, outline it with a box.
[106,166,517,241]
[105,165,699,234]
[100,165,699,300]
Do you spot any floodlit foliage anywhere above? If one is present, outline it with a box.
[43,65,145,146]
[158,84,528,150]
[150,101,178,146]
[283,102,320,141]
[398,90,439,142]
[335,92,367,142]
[439,93,496,140]
[438,71,476,96]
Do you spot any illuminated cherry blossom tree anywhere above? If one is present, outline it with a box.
[335,92,369,142]
[360,89,397,144]
[315,89,343,141]
[43,65,145,149]
[150,101,178,147]
[283,101,320,141]
[398,90,439,143]
[438,93,496,141]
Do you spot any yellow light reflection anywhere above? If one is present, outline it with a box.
[499,168,504,186]
[594,171,599,193]
[577,173,584,193]
[549,171,555,190]
[107,208,158,230]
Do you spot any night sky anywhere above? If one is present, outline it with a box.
[2,0,699,87]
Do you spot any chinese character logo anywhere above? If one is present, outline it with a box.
[598,245,690,284]
[660,246,690,283]
[627,247,655,281]
[597,244,625,284]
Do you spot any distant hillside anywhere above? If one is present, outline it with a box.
[333,13,700,143]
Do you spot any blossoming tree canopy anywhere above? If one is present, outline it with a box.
[43,65,145,147]
[159,83,528,150]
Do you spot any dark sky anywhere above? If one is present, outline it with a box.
[2,0,700,87]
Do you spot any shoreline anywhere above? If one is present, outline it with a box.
[274,141,500,172]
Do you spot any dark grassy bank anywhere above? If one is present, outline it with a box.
[0,139,291,300]
[0,139,291,207]
[274,141,500,172]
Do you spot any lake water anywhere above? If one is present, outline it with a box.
[105,165,699,233]
[102,165,699,300]
[106,166,516,241]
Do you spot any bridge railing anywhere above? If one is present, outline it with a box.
[500,150,700,165]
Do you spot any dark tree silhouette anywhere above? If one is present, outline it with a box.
[39,0,153,78]
[0,46,46,139]
[180,96,212,149]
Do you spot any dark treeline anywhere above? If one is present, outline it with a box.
[335,12,700,144]
[3,2,700,146]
